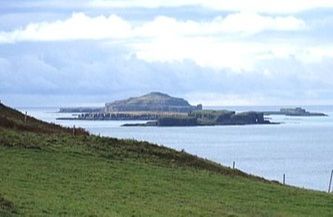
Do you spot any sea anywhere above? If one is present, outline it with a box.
[18,105,333,192]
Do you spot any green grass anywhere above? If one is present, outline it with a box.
[1,103,333,216]
[1,129,333,217]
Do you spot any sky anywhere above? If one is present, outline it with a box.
[1,0,333,107]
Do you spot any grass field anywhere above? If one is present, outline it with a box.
[1,102,333,216]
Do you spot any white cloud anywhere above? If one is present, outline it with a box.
[134,13,306,37]
[1,13,132,42]
[2,12,332,71]
[89,0,333,14]
[0,12,309,70]
[133,37,262,71]
[216,13,306,34]
[133,38,333,71]
[0,12,305,43]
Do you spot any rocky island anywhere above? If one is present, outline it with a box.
[58,92,201,121]
[105,92,202,113]
[264,107,327,116]
[123,110,271,127]
[57,92,273,126]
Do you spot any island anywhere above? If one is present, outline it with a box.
[105,92,202,113]
[57,92,273,126]
[57,93,328,126]
[264,107,327,116]
[57,92,201,121]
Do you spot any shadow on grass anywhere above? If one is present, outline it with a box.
[0,194,17,217]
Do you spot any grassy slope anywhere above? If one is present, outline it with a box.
[1,103,333,217]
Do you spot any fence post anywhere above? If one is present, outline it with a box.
[328,170,333,193]
[232,161,235,169]
[24,111,27,124]
[283,174,285,185]
[73,125,76,136]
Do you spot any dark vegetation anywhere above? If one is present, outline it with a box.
[0,103,88,135]
[1,102,333,216]
[0,194,17,217]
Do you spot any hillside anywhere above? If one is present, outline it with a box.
[0,103,88,136]
[1,103,333,216]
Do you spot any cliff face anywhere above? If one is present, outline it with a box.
[105,92,202,113]
[157,116,198,126]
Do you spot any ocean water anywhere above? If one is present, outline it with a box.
[19,105,333,191]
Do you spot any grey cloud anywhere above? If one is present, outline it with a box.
[1,41,333,106]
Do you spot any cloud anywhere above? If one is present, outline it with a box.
[4,0,333,14]
[1,40,333,107]
[133,38,333,71]
[89,0,333,14]
[133,37,260,71]
[134,13,306,37]
[216,13,306,33]
[1,41,333,105]
[0,13,132,43]
[0,12,310,70]
[1,2,333,106]
[0,12,306,43]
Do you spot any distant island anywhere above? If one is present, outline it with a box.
[57,92,273,126]
[59,92,201,114]
[264,107,327,117]
[58,92,327,126]
[57,92,328,127]
[105,92,202,113]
